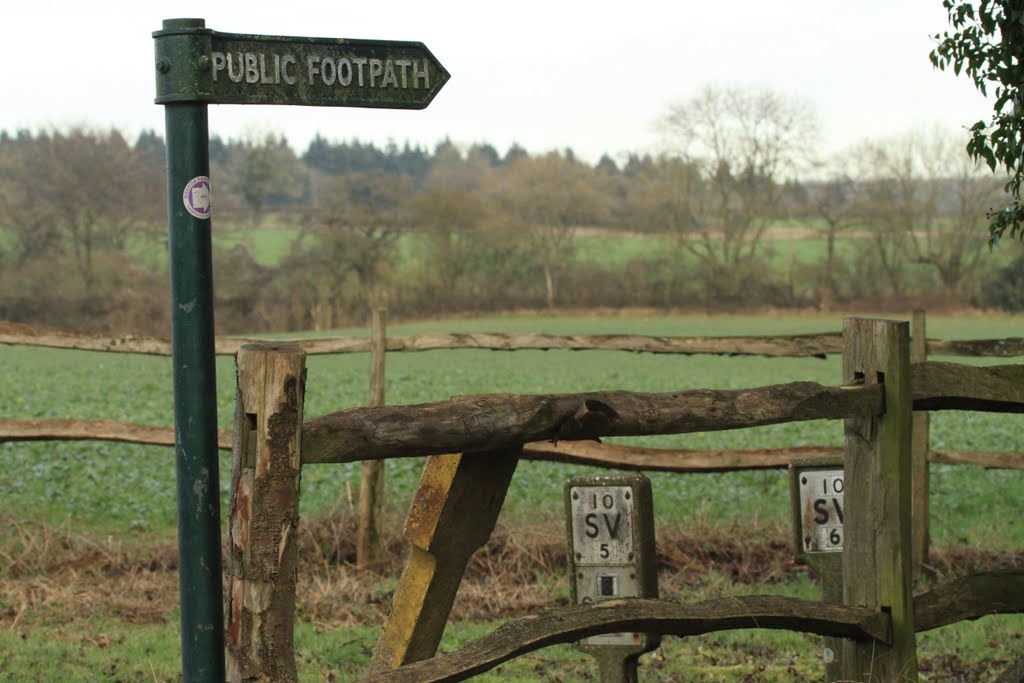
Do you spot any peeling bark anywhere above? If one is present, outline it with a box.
[225,345,306,683]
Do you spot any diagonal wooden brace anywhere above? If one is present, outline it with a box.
[370,447,520,672]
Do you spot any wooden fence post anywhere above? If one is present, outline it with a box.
[226,344,306,683]
[911,309,929,576]
[369,448,520,673]
[841,319,917,681]
[358,308,388,570]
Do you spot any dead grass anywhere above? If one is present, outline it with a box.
[0,515,179,629]
[2,511,1020,632]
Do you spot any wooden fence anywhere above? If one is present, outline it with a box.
[3,312,1023,568]
[218,318,1024,682]
[2,316,1023,680]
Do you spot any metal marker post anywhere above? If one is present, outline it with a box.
[155,18,224,682]
[565,474,659,682]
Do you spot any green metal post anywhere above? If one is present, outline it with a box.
[159,17,225,682]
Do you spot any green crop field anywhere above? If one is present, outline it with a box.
[2,312,1022,538]
[207,220,1020,272]
[1,312,1022,681]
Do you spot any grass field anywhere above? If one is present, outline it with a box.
[126,219,1019,281]
[1,312,1022,680]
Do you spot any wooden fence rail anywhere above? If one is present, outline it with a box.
[912,571,1024,632]
[358,596,893,683]
[356,568,1024,683]
[298,360,1024,465]
[301,382,882,464]
[3,417,1021,472]
[4,320,1024,358]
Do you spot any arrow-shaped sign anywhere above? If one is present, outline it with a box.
[155,27,450,109]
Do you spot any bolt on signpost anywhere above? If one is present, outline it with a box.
[565,474,659,682]
[152,19,448,681]
[789,455,845,680]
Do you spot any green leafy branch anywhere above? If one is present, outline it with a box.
[930,0,1024,245]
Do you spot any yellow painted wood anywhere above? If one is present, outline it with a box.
[370,448,519,673]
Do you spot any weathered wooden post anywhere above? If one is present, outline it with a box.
[911,309,930,576]
[370,448,520,672]
[226,344,306,682]
[358,308,388,570]
[841,318,917,681]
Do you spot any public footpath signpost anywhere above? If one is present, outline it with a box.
[152,19,448,681]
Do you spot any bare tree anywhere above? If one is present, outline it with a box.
[0,132,63,266]
[626,155,704,234]
[1,128,163,285]
[218,131,308,223]
[491,151,610,308]
[621,156,705,303]
[283,170,410,328]
[793,155,863,310]
[853,129,1005,300]
[413,143,502,305]
[658,85,821,299]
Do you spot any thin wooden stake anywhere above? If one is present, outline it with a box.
[357,308,388,571]
[911,309,930,576]
[841,318,917,682]
[226,344,306,683]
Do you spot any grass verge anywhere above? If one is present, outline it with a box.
[1,513,1021,681]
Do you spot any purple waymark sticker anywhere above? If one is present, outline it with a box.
[183,176,212,219]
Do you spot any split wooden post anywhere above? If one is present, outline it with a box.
[910,309,930,575]
[226,344,306,683]
[357,308,388,570]
[369,448,520,672]
[841,319,917,681]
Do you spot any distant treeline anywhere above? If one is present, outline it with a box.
[2,86,1023,334]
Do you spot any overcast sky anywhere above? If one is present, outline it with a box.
[0,0,990,164]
